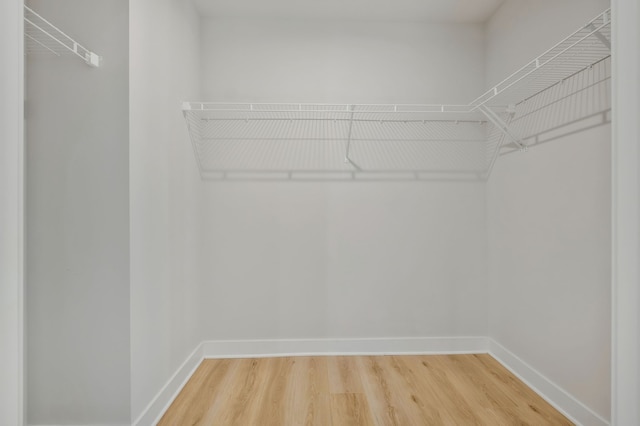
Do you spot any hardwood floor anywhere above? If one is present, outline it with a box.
[158,354,572,425]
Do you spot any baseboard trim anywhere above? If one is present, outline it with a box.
[488,339,609,426]
[132,342,204,426]
[201,336,489,358]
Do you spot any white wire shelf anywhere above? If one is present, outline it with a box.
[507,57,610,147]
[183,103,492,181]
[471,9,610,109]
[182,9,611,181]
[24,5,100,67]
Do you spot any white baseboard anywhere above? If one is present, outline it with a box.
[488,339,609,426]
[132,343,204,426]
[201,336,489,358]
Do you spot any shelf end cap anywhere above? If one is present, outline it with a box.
[85,52,101,68]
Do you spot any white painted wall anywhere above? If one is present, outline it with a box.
[201,19,485,104]
[200,182,488,340]
[0,0,24,424]
[198,19,489,342]
[485,0,612,423]
[25,0,130,424]
[129,0,203,423]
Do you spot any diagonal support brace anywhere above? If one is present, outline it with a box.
[344,105,355,163]
[479,105,526,151]
[587,23,611,49]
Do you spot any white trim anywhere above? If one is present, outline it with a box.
[611,1,640,425]
[0,0,24,425]
[29,424,129,426]
[132,343,204,426]
[489,340,609,426]
[201,336,488,359]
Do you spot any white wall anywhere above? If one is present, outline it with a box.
[200,182,488,340]
[485,0,612,423]
[198,19,489,342]
[129,0,203,422]
[201,19,484,104]
[25,0,130,424]
[0,0,24,424]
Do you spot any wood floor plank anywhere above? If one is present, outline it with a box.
[330,393,375,426]
[197,359,244,425]
[204,357,272,425]
[468,354,573,425]
[357,355,430,426]
[386,355,459,425]
[252,357,294,425]
[160,354,575,426]
[328,356,364,394]
[373,356,444,425]
[157,359,233,426]
[283,357,331,426]
[444,354,530,425]
[402,355,485,425]
[430,355,518,425]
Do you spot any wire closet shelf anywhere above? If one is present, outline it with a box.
[182,9,611,181]
[24,5,100,67]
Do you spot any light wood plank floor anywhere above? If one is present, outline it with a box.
[158,354,572,425]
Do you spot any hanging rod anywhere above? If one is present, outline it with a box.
[24,5,101,67]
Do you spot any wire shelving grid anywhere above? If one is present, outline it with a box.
[472,9,610,109]
[24,5,100,67]
[183,104,490,180]
[182,9,611,181]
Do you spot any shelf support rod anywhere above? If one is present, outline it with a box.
[478,105,526,151]
[24,33,59,56]
[586,23,611,49]
[344,104,355,163]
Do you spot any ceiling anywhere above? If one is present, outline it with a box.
[193,0,506,23]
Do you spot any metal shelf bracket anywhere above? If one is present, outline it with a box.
[344,104,355,163]
[24,5,101,67]
[587,22,611,49]
[478,105,526,151]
